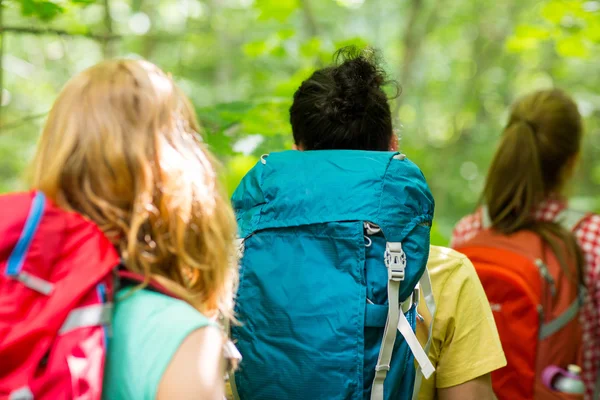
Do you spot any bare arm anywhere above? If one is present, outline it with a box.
[157,326,225,400]
[438,374,497,400]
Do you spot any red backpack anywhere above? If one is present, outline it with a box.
[0,191,120,400]
[455,208,588,400]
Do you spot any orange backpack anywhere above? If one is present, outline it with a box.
[455,208,588,400]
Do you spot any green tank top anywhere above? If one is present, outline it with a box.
[103,288,211,400]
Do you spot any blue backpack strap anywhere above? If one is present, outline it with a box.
[5,191,53,295]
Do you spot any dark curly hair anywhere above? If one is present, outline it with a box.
[289,46,399,151]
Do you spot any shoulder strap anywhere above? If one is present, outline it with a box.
[553,208,589,232]
[481,205,491,229]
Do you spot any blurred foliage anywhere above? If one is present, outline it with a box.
[1,0,599,246]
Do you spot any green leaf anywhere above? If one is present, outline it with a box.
[555,36,589,58]
[255,0,299,22]
[277,29,296,40]
[542,0,570,24]
[300,37,322,58]
[243,40,269,57]
[19,0,64,21]
[515,24,551,39]
[274,67,314,97]
[197,102,255,130]
[334,37,369,51]
[223,155,257,195]
[505,36,539,52]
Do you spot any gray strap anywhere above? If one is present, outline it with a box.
[554,208,588,232]
[371,242,406,400]
[412,269,436,400]
[9,387,33,400]
[59,303,113,335]
[539,295,581,339]
[371,278,401,400]
[481,205,491,229]
[15,272,54,295]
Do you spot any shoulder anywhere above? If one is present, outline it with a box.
[114,288,210,326]
[427,245,472,289]
[425,247,507,388]
[104,289,214,400]
[157,326,225,400]
[450,211,483,248]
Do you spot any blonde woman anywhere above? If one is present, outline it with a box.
[30,60,237,400]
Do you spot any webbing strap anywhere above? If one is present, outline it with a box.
[397,310,434,378]
[366,293,416,327]
[59,303,113,335]
[9,387,33,400]
[481,205,492,229]
[370,278,401,400]
[412,269,436,400]
[554,208,588,232]
[15,271,54,295]
[539,295,581,339]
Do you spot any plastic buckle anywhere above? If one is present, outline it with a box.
[385,243,406,282]
[375,364,390,372]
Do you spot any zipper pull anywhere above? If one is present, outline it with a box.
[364,222,381,236]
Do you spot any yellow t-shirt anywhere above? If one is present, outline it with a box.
[416,245,507,399]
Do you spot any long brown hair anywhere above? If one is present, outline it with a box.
[482,89,584,280]
[31,60,237,318]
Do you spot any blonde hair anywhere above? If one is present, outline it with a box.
[31,59,237,317]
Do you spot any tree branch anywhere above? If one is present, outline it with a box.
[394,0,443,116]
[0,26,120,41]
[0,112,47,132]
[299,0,318,37]
[102,0,115,58]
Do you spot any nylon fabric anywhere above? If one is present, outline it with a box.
[231,151,434,400]
[371,277,401,400]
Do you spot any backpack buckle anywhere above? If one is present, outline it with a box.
[385,242,406,282]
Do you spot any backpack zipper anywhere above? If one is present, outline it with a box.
[535,259,556,297]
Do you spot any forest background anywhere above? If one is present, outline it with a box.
[1,0,599,245]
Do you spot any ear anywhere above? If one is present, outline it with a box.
[293,143,305,151]
[389,135,398,152]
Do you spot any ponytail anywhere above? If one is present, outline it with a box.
[484,119,544,233]
[482,89,585,284]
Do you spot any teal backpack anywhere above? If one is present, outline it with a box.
[230,150,436,400]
